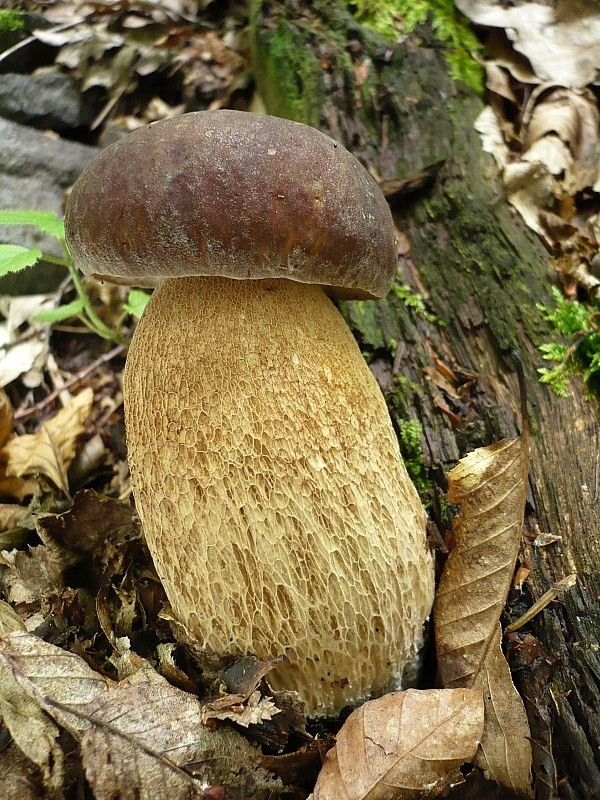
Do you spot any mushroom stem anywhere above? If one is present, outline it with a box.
[124,275,433,715]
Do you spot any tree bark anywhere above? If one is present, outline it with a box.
[250,3,600,799]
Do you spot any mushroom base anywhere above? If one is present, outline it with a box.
[124,276,434,715]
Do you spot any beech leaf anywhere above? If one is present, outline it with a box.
[0,600,26,635]
[313,688,484,800]
[433,422,533,796]
[0,660,64,793]
[455,0,600,88]
[434,431,529,688]
[473,624,533,796]
[0,631,113,737]
[71,668,282,799]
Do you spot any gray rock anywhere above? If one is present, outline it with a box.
[0,116,98,293]
[0,72,92,131]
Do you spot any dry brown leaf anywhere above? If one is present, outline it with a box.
[475,84,599,252]
[0,635,283,797]
[74,667,283,799]
[313,688,484,800]
[525,88,599,159]
[0,631,113,736]
[472,624,534,795]
[0,531,78,606]
[0,656,64,795]
[0,502,29,531]
[483,29,540,87]
[0,599,27,635]
[105,636,150,681]
[0,388,13,448]
[81,725,207,800]
[434,431,529,687]
[203,655,283,726]
[455,0,600,89]
[0,388,93,495]
[0,474,37,502]
[203,689,280,728]
[434,426,533,796]
[0,295,54,388]
[483,61,517,103]
[4,425,69,495]
[156,642,198,693]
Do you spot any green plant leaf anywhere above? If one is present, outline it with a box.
[538,366,570,397]
[34,299,85,324]
[583,348,600,382]
[122,289,151,319]
[539,342,569,362]
[0,210,65,239]
[0,244,43,276]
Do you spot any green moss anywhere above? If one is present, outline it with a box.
[341,0,484,92]
[393,374,421,395]
[0,10,24,32]
[339,297,403,352]
[397,419,434,502]
[390,283,442,325]
[250,11,325,127]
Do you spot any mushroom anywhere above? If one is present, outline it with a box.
[65,110,434,716]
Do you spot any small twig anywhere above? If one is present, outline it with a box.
[14,344,126,423]
[505,574,577,633]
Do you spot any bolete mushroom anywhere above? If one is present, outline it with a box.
[65,110,434,715]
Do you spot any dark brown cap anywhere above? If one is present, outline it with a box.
[65,110,397,299]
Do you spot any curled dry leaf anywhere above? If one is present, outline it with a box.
[0,295,54,388]
[455,0,600,89]
[313,688,484,800]
[203,689,281,728]
[203,655,283,727]
[434,425,533,797]
[0,388,93,496]
[0,526,78,606]
[475,70,600,255]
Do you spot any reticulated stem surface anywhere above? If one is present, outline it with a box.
[124,276,434,715]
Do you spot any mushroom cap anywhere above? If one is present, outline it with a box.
[64,110,397,299]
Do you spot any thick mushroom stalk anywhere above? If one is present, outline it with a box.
[125,276,433,714]
[64,110,435,715]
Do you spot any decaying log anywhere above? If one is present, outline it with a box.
[250,3,599,798]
